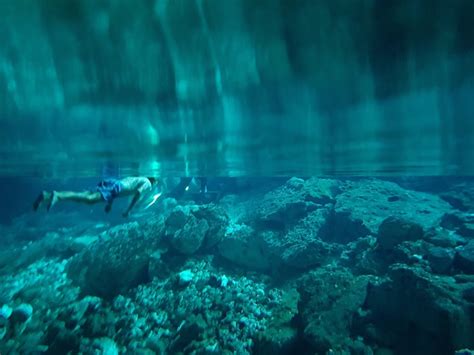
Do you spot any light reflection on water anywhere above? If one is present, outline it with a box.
[1,1,474,177]
[1,84,473,177]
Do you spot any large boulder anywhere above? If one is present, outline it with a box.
[254,288,300,354]
[441,213,474,238]
[68,221,165,300]
[164,206,192,233]
[221,209,343,270]
[218,224,271,271]
[335,180,453,234]
[440,182,474,213]
[319,210,371,244]
[376,217,424,250]
[164,205,229,255]
[166,212,209,255]
[361,264,474,354]
[277,209,341,268]
[192,205,229,249]
[297,266,375,353]
[455,241,474,274]
[423,228,467,248]
[253,177,340,230]
[426,246,455,274]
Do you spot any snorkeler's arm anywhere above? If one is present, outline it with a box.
[105,201,113,213]
[123,192,141,217]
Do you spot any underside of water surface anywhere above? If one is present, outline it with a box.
[1,1,474,355]
[0,0,473,176]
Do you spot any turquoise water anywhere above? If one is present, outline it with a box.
[1,0,474,176]
[1,1,474,354]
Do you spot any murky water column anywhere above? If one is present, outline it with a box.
[0,0,473,176]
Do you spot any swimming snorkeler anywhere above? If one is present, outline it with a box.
[33,177,159,217]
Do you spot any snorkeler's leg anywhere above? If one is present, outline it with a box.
[105,201,113,213]
[55,191,103,203]
[47,191,103,211]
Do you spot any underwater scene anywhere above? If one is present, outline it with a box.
[2,0,474,354]
[2,176,474,355]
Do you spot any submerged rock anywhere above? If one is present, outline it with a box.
[121,259,285,354]
[424,228,467,248]
[148,248,170,280]
[253,177,339,230]
[297,266,375,353]
[455,241,474,274]
[255,288,300,354]
[193,205,229,249]
[169,214,209,255]
[320,210,371,244]
[335,180,452,234]
[165,207,190,232]
[377,217,424,250]
[218,224,271,271]
[440,183,474,212]
[218,209,347,271]
[441,213,474,238]
[462,287,474,303]
[10,303,33,324]
[165,205,228,254]
[278,209,341,268]
[0,232,83,276]
[340,236,379,275]
[0,258,80,354]
[219,208,347,270]
[426,246,455,274]
[68,222,164,300]
[362,264,474,354]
